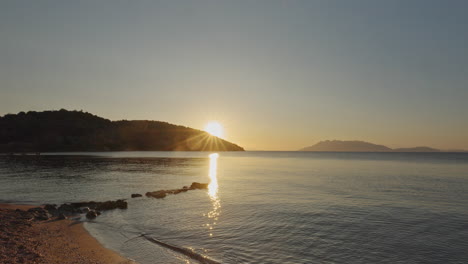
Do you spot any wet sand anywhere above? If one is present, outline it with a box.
[0,203,136,264]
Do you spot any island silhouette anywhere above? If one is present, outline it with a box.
[0,109,244,152]
[299,140,451,152]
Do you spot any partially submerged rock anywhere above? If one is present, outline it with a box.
[86,210,98,219]
[146,190,167,199]
[95,200,127,210]
[37,182,211,221]
[58,200,127,212]
[190,182,209,190]
[145,182,209,199]
[57,203,81,215]
[43,199,128,220]
[69,201,97,208]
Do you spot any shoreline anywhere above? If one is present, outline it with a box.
[0,203,136,264]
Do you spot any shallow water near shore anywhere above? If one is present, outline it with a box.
[1,151,468,263]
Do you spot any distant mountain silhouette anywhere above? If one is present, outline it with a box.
[299,140,391,152]
[392,147,440,152]
[0,109,244,152]
[299,140,444,152]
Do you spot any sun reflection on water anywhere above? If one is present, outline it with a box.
[208,153,219,198]
[206,153,220,237]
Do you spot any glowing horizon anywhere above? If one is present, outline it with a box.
[1,1,467,151]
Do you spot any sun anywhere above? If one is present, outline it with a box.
[204,122,224,138]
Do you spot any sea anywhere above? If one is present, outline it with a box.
[1,151,468,264]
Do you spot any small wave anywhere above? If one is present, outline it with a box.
[142,235,221,264]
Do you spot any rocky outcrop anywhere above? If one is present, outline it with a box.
[145,182,208,199]
[145,190,167,199]
[43,199,128,220]
[55,203,81,215]
[86,211,98,219]
[44,204,57,211]
[27,207,51,221]
[95,200,127,210]
[189,182,209,190]
[57,213,67,220]
[36,182,209,220]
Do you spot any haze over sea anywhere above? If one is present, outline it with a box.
[1,151,467,264]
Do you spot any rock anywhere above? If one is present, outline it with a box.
[56,200,128,212]
[27,207,45,213]
[46,199,128,219]
[58,204,77,213]
[95,200,128,210]
[70,201,98,210]
[44,204,57,211]
[114,199,128,209]
[131,193,142,198]
[190,182,209,190]
[27,207,51,221]
[57,213,67,220]
[86,211,98,219]
[146,190,167,199]
[35,213,51,220]
[145,182,210,200]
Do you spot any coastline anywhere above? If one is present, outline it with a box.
[0,203,136,264]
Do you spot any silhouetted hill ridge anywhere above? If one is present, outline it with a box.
[0,109,244,152]
[299,140,391,152]
[393,147,440,152]
[299,140,448,152]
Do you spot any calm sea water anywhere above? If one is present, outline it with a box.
[1,152,468,263]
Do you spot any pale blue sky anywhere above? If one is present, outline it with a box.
[1,0,467,150]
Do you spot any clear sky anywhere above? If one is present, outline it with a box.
[1,0,467,150]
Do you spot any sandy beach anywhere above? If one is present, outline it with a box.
[0,203,135,264]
